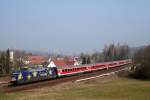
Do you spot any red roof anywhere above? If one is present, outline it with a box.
[66,60,75,66]
[51,58,75,67]
[26,56,47,65]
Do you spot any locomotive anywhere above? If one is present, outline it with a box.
[11,59,132,85]
[11,66,57,85]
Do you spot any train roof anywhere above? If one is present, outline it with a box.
[56,61,113,69]
[56,59,129,69]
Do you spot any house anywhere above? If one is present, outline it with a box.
[24,56,47,65]
[48,57,80,68]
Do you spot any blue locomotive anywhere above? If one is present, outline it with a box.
[11,66,57,85]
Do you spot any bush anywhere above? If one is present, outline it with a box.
[131,45,150,80]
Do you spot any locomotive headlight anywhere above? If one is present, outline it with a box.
[11,77,16,81]
[11,73,18,81]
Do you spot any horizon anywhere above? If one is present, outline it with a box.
[0,0,150,54]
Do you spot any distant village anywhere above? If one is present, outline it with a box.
[9,49,80,68]
[0,43,131,75]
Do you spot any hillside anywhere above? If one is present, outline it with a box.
[0,75,150,100]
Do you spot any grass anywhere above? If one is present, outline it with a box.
[0,75,150,100]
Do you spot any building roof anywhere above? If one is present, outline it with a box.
[51,58,75,67]
[53,59,67,66]
[26,56,47,65]
[66,59,75,66]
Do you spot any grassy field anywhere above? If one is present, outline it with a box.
[0,75,150,100]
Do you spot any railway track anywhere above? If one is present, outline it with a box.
[0,64,131,93]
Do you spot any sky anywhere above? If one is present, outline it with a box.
[0,0,150,54]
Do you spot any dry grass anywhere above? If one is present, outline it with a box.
[1,75,150,100]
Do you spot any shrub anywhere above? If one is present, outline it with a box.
[131,45,150,79]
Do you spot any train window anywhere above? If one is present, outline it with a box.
[65,69,68,72]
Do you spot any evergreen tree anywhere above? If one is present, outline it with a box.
[0,52,6,74]
[82,56,86,64]
[6,48,10,74]
[86,56,91,64]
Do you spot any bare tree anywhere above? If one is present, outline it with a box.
[131,45,150,79]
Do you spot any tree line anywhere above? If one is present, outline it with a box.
[0,49,11,76]
[130,45,150,79]
[80,43,130,64]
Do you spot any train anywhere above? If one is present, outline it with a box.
[10,59,132,85]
